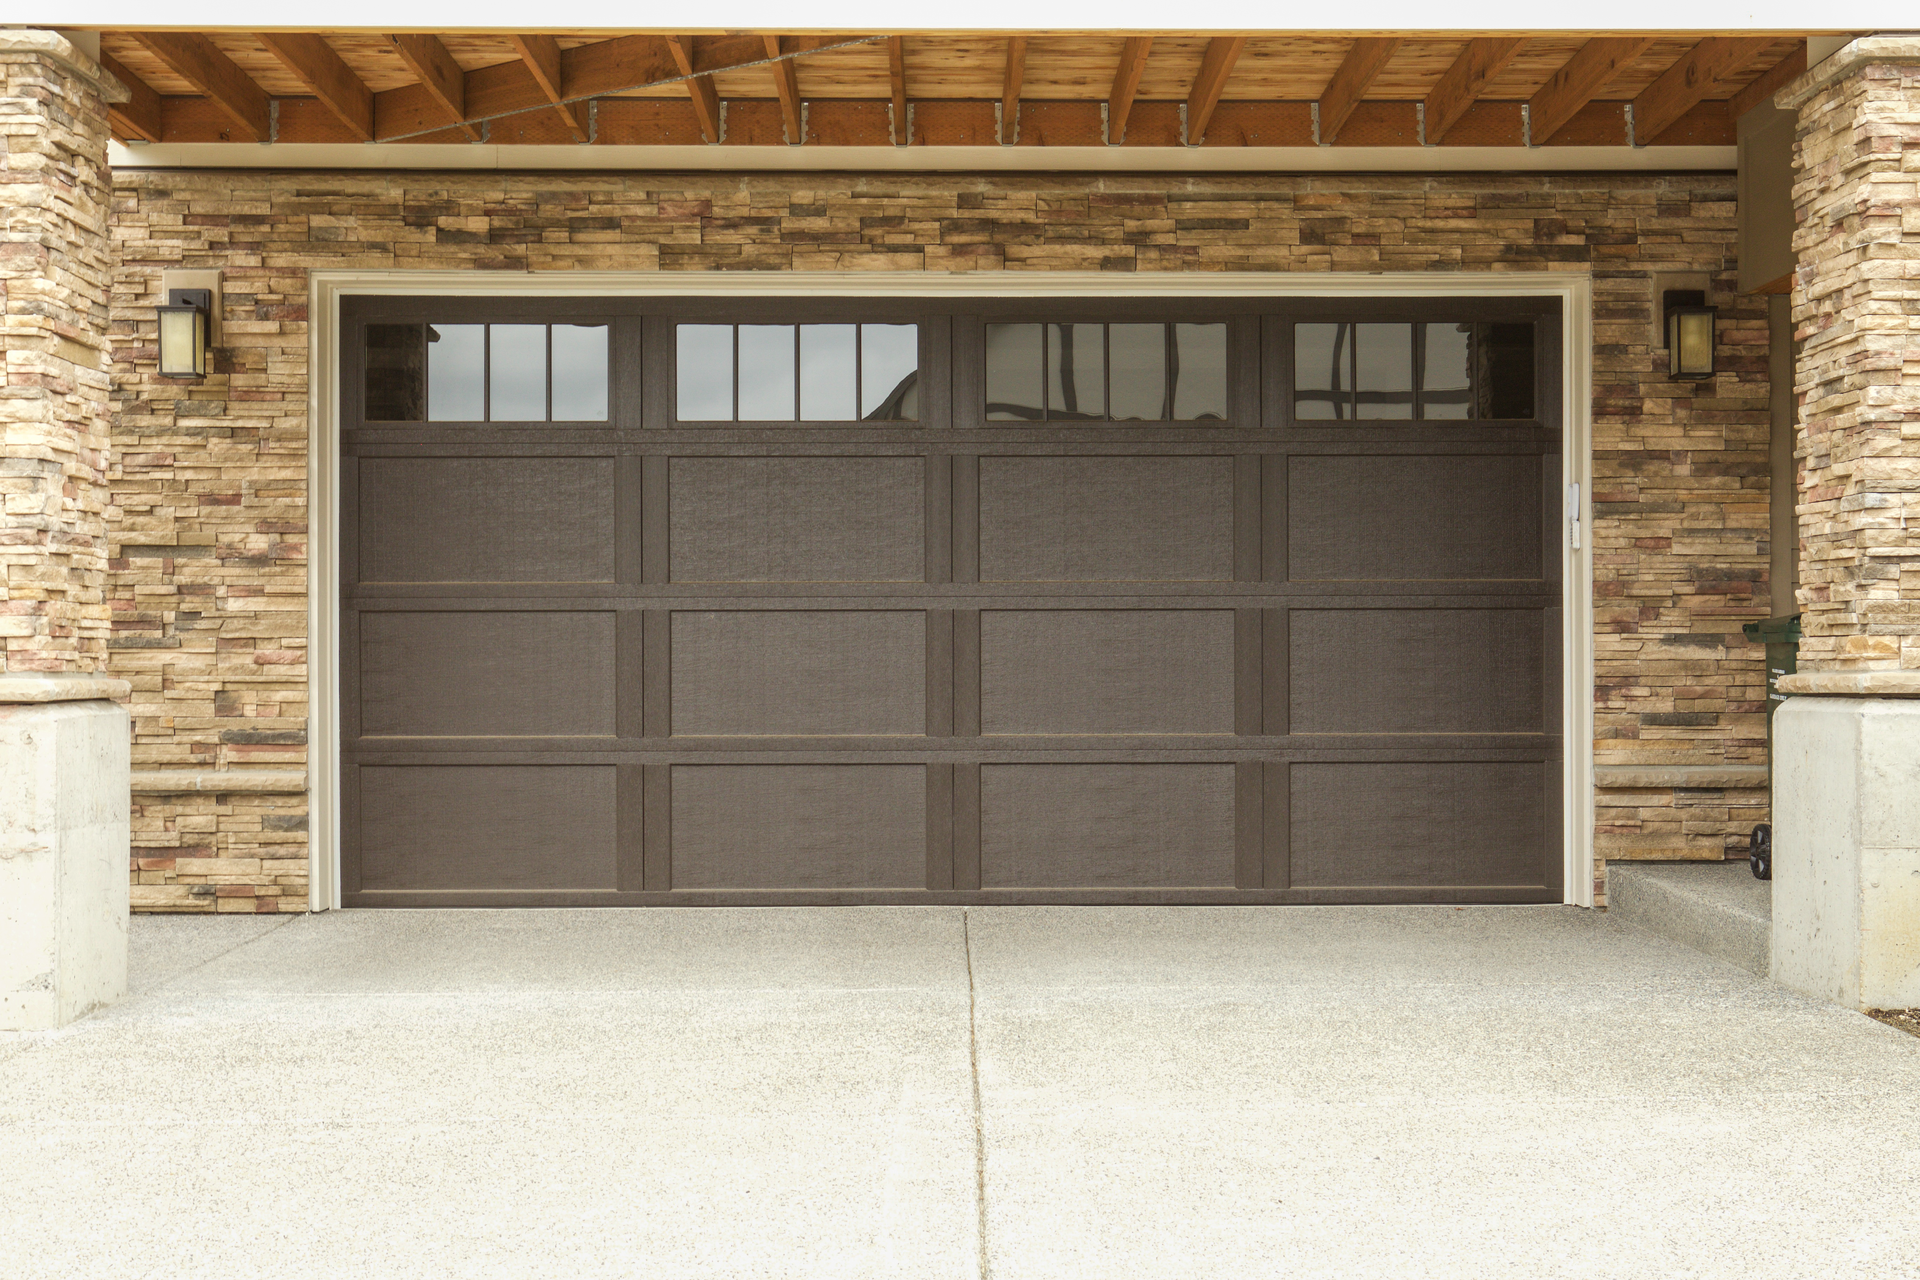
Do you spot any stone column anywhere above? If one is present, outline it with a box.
[0,31,130,1030]
[1772,38,1920,1011]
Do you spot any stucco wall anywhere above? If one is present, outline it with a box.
[103,168,1772,911]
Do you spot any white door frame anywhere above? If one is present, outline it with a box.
[307,269,1596,910]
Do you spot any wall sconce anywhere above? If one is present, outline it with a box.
[1664,289,1717,381]
[157,288,211,378]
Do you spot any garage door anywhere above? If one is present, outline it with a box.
[340,295,1562,905]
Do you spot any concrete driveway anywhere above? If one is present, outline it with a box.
[3,906,1918,1280]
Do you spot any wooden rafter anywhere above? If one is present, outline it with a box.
[664,36,723,143]
[1186,36,1247,144]
[1632,36,1775,142]
[1318,37,1402,144]
[99,51,162,143]
[1728,41,1808,119]
[1528,37,1654,144]
[256,33,373,142]
[1001,36,1027,143]
[764,35,803,144]
[1423,37,1526,145]
[508,34,588,142]
[887,36,908,142]
[1108,36,1153,145]
[388,34,479,140]
[128,32,270,141]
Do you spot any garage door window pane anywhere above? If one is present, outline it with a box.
[1477,323,1536,419]
[800,324,858,420]
[1171,324,1227,421]
[365,324,424,421]
[986,324,1044,421]
[1354,323,1413,420]
[427,324,485,421]
[1293,324,1347,419]
[1421,324,1472,420]
[677,325,734,421]
[1047,324,1105,419]
[861,324,920,421]
[1109,324,1169,420]
[737,326,797,421]
[489,324,548,421]
[550,325,609,421]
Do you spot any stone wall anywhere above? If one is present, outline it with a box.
[1,33,114,675]
[1786,44,1920,678]
[103,168,1774,910]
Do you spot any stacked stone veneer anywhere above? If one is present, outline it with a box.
[1,34,114,675]
[104,169,1773,910]
[1787,44,1920,676]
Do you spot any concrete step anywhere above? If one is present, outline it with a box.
[1606,862,1772,978]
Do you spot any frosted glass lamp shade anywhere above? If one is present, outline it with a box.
[157,304,207,378]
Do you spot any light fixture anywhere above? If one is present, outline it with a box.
[156,288,211,378]
[1663,289,1716,381]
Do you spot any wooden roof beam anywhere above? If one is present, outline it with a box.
[256,33,373,142]
[127,31,270,141]
[1108,36,1153,145]
[508,34,588,142]
[664,35,723,143]
[1528,37,1654,144]
[1001,36,1027,144]
[1318,37,1402,144]
[1423,37,1526,145]
[388,34,479,140]
[887,36,907,142]
[1186,36,1247,145]
[764,35,804,144]
[1632,35,1775,142]
[99,51,163,143]
[1728,40,1808,120]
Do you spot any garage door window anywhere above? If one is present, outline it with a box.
[985,321,1228,421]
[362,322,608,422]
[675,322,920,422]
[1292,321,1534,421]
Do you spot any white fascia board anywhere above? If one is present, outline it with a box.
[110,142,1737,172]
[31,0,1890,30]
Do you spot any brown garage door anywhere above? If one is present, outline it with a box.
[340,295,1562,905]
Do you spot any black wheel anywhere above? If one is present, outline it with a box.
[1751,850,1771,881]
[1750,823,1772,880]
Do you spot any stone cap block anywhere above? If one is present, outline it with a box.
[1595,764,1770,789]
[129,770,307,793]
[0,28,121,98]
[1778,35,1920,108]
[0,673,132,704]
[1777,671,1920,697]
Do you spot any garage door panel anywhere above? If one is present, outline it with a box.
[980,610,1235,735]
[671,610,926,735]
[1286,762,1548,888]
[358,765,618,891]
[670,764,926,889]
[978,455,1233,582]
[1289,608,1546,735]
[1287,454,1545,582]
[669,456,924,582]
[357,456,615,583]
[359,611,617,737]
[981,764,1235,887]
